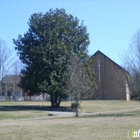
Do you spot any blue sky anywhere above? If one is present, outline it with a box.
[0,0,140,65]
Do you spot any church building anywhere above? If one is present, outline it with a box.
[91,50,130,101]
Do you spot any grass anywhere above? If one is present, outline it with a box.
[82,100,140,112]
[0,100,140,140]
[0,101,51,106]
[1,100,140,112]
[0,110,49,120]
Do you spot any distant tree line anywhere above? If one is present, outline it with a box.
[122,29,140,100]
[0,40,23,96]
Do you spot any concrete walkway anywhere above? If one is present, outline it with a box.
[47,107,140,117]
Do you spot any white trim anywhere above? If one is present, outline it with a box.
[97,59,101,82]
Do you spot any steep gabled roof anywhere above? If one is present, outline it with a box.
[2,75,21,83]
[91,50,129,74]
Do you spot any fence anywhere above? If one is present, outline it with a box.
[0,95,50,101]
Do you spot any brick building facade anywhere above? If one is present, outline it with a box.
[92,50,130,100]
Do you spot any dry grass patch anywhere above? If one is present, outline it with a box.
[0,110,49,120]
[0,100,140,140]
[61,100,140,113]
[0,101,51,106]
[1,100,140,113]
[81,100,140,113]
[0,115,140,140]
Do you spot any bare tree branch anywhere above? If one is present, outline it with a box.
[0,40,15,78]
[0,39,15,97]
[121,29,140,99]
[11,59,24,75]
[64,56,96,116]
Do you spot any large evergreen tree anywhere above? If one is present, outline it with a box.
[13,8,90,107]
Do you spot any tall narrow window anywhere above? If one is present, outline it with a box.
[97,59,101,82]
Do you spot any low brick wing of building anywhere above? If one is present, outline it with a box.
[91,50,130,101]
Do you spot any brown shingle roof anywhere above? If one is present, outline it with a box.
[2,75,21,83]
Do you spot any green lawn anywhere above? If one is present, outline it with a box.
[0,100,140,140]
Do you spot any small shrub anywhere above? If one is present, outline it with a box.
[71,102,81,109]
[131,93,138,100]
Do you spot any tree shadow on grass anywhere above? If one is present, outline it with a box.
[81,112,137,118]
[0,105,73,112]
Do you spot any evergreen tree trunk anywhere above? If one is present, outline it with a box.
[54,94,58,107]
[50,94,61,107]
[54,94,61,107]
[56,95,61,107]
[50,95,54,107]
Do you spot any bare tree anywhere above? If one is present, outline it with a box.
[12,59,23,75]
[0,40,14,97]
[122,29,140,99]
[64,56,96,117]
[0,40,14,78]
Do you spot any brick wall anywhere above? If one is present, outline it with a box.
[92,51,127,100]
